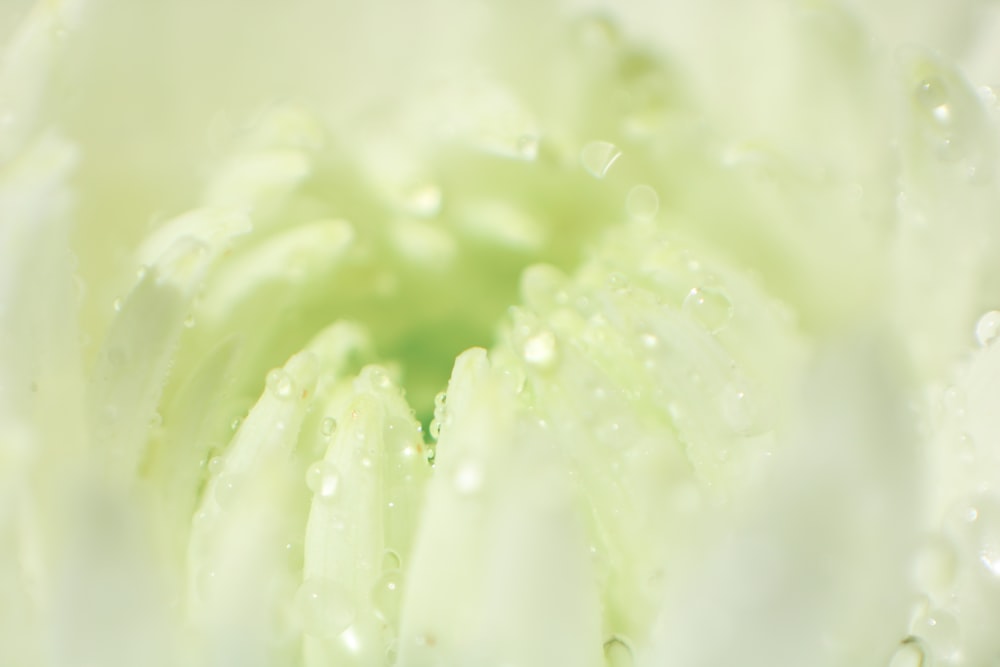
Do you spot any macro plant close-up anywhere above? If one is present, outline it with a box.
[3,0,1000,665]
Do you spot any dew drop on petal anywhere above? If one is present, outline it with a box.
[626,184,659,221]
[912,608,961,664]
[321,417,338,437]
[266,369,294,399]
[306,461,341,502]
[213,473,239,508]
[207,456,226,475]
[975,310,1000,347]
[522,330,558,369]
[112,297,123,312]
[381,549,402,572]
[580,140,622,178]
[296,578,356,639]
[603,635,633,667]
[371,570,403,624]
[682,286,733,333]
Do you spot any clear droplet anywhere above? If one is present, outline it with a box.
[720,378,770,436]
[603,635,633,667]
[207,456,226,475]
[381,549,402,572]
[626,184,659,221]
[306,461,341,502]
[522,330,558,369]
[580,140,622,178]
[975,310,1000,347]
[912,608,961,664]
[230,416,242,432]
[429,420,442,440]
[888,638,927,667]
[296,578,356,639]
[321,417,338,437]
[942,385,965,418]
[266,369,294,399]
[112,297,123,312]
[434,392,447,410]
[682,286,733,333]
[371,570,403,625]
[213,473,239,508]
[183,314,195,328]
[916,78,952,126]
[639,332,659,349]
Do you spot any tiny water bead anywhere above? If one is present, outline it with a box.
[975,310,1000,347]
[306,461,341,502]
[207,456,226,475]
[521,329,558,369]
[603,635,633,667]
[580,140,623,179]
[320,417,338,437]
[371,570,403,624]
[911,608,961,664]
[266,368,294,398]
[682,286,733,333]
[626,184,659,222]
[916,77,953,126]
[295,577,356,639]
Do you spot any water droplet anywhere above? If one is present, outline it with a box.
[208,456,226,475]
[230,416,242,432]
[321,417,337,437]
[639,332,659,349]
[720,379,770,436]
[112,297,123,312]
[183,314,195,328]
[975,310,1000,347]
[371,570,403,625]
[682,286,733,333]
[453,459,483,495]
[381,549,402,572]
[580,140,622,178]
[296,577,356,639]
[916,78,952,126]
[214,473,239,508]
[626,184,659,221]
[306,461,341,502]
[522,330,558,369]
[429,420,442,440]
[603,635,633,667]
[888,638,927,667]
[912,608,961,664]
[434,392,447,410]
[942,386,965,418]
[364,366,393,390]
[266,369,294,399]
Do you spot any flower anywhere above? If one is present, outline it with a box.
[2,0,1000,665]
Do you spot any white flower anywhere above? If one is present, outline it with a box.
[2,1,1000,666]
